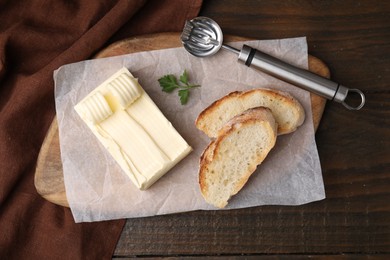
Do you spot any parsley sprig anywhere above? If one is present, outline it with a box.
[158,70,200,105]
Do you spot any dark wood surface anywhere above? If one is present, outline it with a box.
[112,0,390,257]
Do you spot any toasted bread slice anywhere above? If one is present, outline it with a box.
[196,88,305,138]
[199,107,277,208]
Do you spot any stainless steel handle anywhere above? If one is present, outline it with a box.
[238,45,365,110]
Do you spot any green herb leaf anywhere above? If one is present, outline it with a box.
[158,70,200,105]
[179,70,189,85]
[178,89,189,105]
[158,74,178,93]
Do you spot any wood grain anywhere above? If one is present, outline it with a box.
[34,33,328,208]
[33,0,390,254]
[111,0,390,257]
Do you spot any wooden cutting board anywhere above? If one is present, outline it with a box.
[34,33,329,207]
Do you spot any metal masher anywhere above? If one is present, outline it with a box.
[181,16,365,110]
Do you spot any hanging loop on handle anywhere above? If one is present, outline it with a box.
[238,45,366,110]
[341,88,366,110]
[181,17,366,111]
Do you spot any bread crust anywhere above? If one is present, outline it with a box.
[196,91,241,125]
[195,88,305,138]
[199,107,277,208]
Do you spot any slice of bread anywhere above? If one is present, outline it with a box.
[199,107,277,208]
[196,88,305,138]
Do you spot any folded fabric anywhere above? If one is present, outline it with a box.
[0,0,202,259]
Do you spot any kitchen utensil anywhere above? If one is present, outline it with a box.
[181,17,365,110]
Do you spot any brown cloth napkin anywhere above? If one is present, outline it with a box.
[0,0,202,259]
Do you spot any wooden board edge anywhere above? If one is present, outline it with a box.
[308,55,330,131]
[35,33,329,207]
[34,118,70,207]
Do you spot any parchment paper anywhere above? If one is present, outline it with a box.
[54,37,325,223]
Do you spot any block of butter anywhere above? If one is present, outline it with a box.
[74,67,192,190]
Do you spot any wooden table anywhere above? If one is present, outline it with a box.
[111,0,389,258]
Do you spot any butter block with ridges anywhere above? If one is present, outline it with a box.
[74,67,192,190]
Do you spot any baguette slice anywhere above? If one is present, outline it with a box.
[196,88,305,138]
[199,107,277,208]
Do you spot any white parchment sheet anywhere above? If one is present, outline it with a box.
[54,37,325,223]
